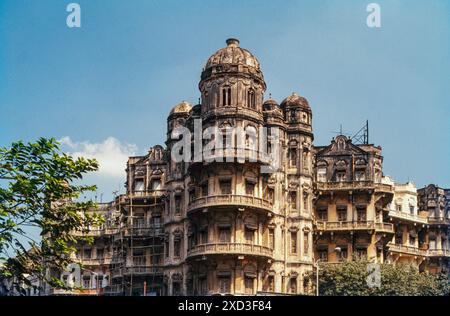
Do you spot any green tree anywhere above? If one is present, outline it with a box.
[310,260,449,296]
[0,138,103,295]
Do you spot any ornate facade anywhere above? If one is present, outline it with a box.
[49,39,449,296]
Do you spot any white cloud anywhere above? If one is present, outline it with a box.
[59,136,138,178]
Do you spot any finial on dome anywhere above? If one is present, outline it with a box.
[226,38,240,47]
[269,93,272,99]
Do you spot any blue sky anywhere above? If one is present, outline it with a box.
[1,0,449,201]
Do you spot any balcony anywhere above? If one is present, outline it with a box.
[50,288,103,296]
[118,190,165,204]
[187,194,273,214]
[427,216,450,225]
[316,181,393,194]
[72,229,104,237]
[315,221,394,233]
[104,284,124,296]
[388,210,428,225]
[374,222,395,234]
[111,265,164,278]
[123,225,164,238]
[186,242,273,260]
[428,249,450,257]
[387,243,428,257]
[73,257,113,266]
[188,147,272,167]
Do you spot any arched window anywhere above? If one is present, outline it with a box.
[247,89,255,109]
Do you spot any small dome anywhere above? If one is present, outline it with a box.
[169,101,192,115]
[263,98,279,111]
[205,38,261,70]
[280,92,310,109]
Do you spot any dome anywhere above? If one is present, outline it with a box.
[169,101,192,115]
[263,98,279,111]
[205,38,261,70]
[280,92,310,109]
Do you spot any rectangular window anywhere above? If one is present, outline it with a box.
[267,276,274,292]
[83,277,91,289]
[303,232,309,254]
[218,277,231,294]
[220,179,232,195]
[265,188,274,203]
[189,189,196,203]
[337,207,347,222]
[303,192,308,210]
[269,229,275,250]
[200,230,208,244]
[245,180,255,196]
[317,167,327,182]
[429,238,436,250]
[96,249,104,260]
[174,240,181,258]
[290,277,297,294]
[355,171,365,181]
[336,172,346,182]
[396,204,402,212]
[175,195,182,215]
[395,233,403,245]
[201,182,209,197]
[357,207,367,221]
[244,277,254,295]
[289,191,297,210]
[245,229,254,244]
[151,179,161,190]
[409,205,415,215]
[153,216,161,228]
[318,209,328,221]
[199,278,207,295]
[339,247,348,262]
[291,231,297,254]
[134,179,145,192]
[219,228,231,243]
[356,248,367,260]
[289,148,297,167]
[84,249,92,259]
[318,250,328,261]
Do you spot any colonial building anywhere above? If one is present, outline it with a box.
[48,39,449,296]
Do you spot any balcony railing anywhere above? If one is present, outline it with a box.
[112,266,164,277]
[428,249,450,257]
[118,190,165,203]
[189,147,272,166]
[315,221,394,233]
[187,242,273,259]
[72,229,104,237]
[374,222,395,233]
[187,194,273,214]
[427,216,450,225]
[104,284,124,295]
[388,210,428,224]
[123,225,164,237]
[316,181,393,193]
[387,243,428,256]
[73,257,113,266]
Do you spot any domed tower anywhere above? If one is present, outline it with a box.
[280,92,314,178]
[183,39,279,296]
[199,38,266,122]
